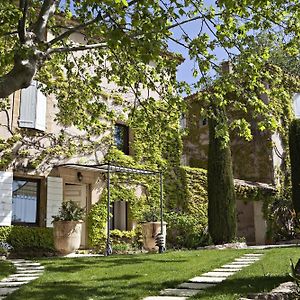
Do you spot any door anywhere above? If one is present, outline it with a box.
[64,183,87,248]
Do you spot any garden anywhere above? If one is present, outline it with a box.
[0,247,299,300]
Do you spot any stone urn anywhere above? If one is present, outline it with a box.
[53,220,83,254]
[141,222,167,251]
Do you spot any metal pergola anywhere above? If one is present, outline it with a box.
[58,161,165,255]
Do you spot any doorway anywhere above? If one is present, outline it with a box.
[64,183,87,248]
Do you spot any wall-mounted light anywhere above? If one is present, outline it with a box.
[77,172,83,182]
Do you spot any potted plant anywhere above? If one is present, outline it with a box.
[140,208,166,252]
[52,200,85,254]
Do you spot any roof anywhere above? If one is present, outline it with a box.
[234,178,276,193]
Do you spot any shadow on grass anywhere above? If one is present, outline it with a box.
[191,275,290,299]
[40,255,188,273]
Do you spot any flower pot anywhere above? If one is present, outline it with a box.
[53,221,83,254]
[141,222,167,251]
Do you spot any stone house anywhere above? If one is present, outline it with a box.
[0,31,161,249]
[181,92,300,245]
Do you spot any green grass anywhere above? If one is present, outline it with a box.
[0,260,16,280]
[3,248,299,300]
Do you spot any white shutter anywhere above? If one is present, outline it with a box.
[19,81,37,129]
[35,87,47,131]
[0,171,13,226]
[19,81,47,131]
[293,93,300,119]
[46,177,63,227]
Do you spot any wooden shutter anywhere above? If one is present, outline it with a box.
[19,81,37,129]
[46,177,63,227]
[19,81,47,131]
[0,171,13,226]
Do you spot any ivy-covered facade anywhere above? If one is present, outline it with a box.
[182,89,295,244]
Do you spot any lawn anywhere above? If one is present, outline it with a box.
[4,248,300,300]
[0,260,15,280]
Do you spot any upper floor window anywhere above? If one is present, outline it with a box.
[12,178,40,225]
[114,123,129,155]
[19,81,47,131]
[293,93,300,119]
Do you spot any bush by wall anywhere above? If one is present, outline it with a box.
[0,226,54,251]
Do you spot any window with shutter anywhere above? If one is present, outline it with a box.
[19,81,47,131]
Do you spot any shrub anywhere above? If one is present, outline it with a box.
[87,201,107,251]
[0,226,54,251]
[52,200,85,222]
[164,212,211,249]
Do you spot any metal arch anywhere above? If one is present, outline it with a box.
[57,161,165,256]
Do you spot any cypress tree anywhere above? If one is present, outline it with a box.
[289,119,300,213]
[208,105,236,244]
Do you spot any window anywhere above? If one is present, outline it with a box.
[19,81,47,131]
[200,118,207,126]
[12,178,40,225]
[109,201,128,230]
[114,124,129,154]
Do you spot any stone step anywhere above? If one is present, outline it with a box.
[3,276,39,282]
[178,282,216,290]
[16,266,44,270]
[16,270,44,274]
[234,259,260,262]
[0,281,28,288]
[221,264,247,269]
[160,288,201,297]
[229,262,253,265]
[189,276,226,283]
[202,271,236,277]
[13,263,41,267]
[9,273,42,278]
[143,297,187,300]
[0,287,19,296]
[213,268,241,272]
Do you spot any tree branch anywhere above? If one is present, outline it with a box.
[47,42,107,54]
[33,0,59,41]
[18,0,28,43]
[47,0,139,47]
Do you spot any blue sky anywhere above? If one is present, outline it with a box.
[167,0,229,89]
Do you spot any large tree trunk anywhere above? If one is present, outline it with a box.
[0,52,38,98]
[207,105,236,244]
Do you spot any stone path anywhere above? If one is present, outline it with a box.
[143,253,263,300]
[0,259,44,299]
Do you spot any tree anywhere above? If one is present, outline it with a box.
[2,0,300,243]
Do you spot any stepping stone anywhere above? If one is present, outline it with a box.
[189,276,226,283]
[0,281,28,287]
[160,288,201,297]
[178,282,216,290]
[3,276,38,282]
[9,273,42,278]
[229,262,252,265]
[143,297,187,300]
[213,268,241,272]
[202,271,236,277]
[0,287,18,296]
[17,266,44,270]
[222,264,247,269]
[234,258,260,262]
[16,270,44,274]
[13,263,41,267]
[243,254,263,257]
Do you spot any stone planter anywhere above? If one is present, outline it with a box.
[141,222,167,251]
[53,221,83,254]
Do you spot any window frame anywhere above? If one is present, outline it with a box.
[11,177,41,226]
[114,123,130,155]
